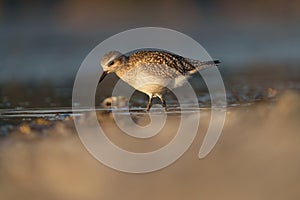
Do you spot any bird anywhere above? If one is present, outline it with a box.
[98,50,220,111]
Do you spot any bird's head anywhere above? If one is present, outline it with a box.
[99,51,126,83]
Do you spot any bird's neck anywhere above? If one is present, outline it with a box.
[115,56,132,77]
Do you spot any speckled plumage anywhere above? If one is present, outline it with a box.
[99,50,219,111]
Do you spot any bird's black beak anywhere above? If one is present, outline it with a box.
[98,71,108,84]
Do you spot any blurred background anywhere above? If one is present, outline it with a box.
[1,1,300,200]
[0,0,300,108]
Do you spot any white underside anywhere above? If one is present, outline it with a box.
[119,70,189,96]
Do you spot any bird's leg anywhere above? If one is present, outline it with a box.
[146,94,153,111]
[157,94,167,111]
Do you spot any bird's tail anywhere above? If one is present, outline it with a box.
[186,58,221,75]
[203,60,221,66]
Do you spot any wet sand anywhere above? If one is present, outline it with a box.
[0,91,299,200]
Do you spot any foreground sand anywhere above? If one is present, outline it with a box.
[0,91,299,200]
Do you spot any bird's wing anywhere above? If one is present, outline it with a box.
[130,51,220,76]
[130,51,195,76]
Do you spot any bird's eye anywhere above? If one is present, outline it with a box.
[108,61,115,66]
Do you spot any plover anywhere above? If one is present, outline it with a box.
[99,50,220,111]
